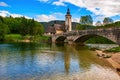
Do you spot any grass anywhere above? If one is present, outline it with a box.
[4,34,51,42]
[40,36,50,40]
[5,34,22,42]
[33,35,51,42]
[105,47,120,52]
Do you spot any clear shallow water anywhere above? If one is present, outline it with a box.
[0,43,120,80]
[86,44,119,49]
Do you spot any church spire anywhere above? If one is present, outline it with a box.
[67,8,70,15]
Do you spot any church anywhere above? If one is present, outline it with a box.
[45,8,72,35]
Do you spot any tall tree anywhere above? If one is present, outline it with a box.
[19,17,29,36]
[33,21,44,36]
[80,15,93,25]
[0,17,9,41]
[103,17,113,25]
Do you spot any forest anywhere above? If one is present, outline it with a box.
[0,16,45,42]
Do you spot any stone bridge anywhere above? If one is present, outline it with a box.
[51,27,120,45]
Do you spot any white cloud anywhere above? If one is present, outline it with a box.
[35,14,56,22]
[53,0,120,17]
[0,10,66,22]
[52,12,64,20]
[35,13,81,22]
[0,2,9,7]
[0,10,9,17]
[38,0,49,2]
[0,10,31,19]
[72,18,79,22]
[53,0,66,6]
[35,12,64,22]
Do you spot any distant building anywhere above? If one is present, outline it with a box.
[45,8,72,35]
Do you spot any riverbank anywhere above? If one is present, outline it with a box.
[2,34,51,43]
[96,50,120,75]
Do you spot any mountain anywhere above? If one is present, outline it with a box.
[40,20,79,32]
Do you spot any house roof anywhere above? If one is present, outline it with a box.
[45,23,65,33]
[46,26,55,33]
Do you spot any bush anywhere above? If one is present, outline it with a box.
[85,36,115,44]
[4,34,22,42]
[105,47,120,52]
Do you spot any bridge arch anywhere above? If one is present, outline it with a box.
[55,36,66,42]
[73,34,115,43]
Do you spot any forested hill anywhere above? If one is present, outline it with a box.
[40,20,79,30]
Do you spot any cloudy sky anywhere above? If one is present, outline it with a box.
[0,0,120,23]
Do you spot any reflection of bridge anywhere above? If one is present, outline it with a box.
[52,28,120,45]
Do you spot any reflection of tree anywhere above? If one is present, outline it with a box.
[11,43,39,65]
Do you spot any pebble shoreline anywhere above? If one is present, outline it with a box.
[96,50,120,75]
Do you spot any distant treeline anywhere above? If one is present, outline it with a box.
[94,21,120,29]
[0,16,44,41]
[76,21,120,30]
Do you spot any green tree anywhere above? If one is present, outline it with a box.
[0,16,44,39]
[0,17,9,41]
[114,21,120,27]
[28,19,35,35]
[76,24,83,30]
[19,17,29,36]
[80,15,93,25]
[33,21,44,36]
[103,17,113,25]
[4,16,21,34]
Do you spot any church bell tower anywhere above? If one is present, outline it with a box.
[65,8,72,32]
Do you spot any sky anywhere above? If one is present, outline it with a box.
[0,0,120,24]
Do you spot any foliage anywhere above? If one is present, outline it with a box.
[33,22,44,36]
[4,34,50,42]
[40,36,51,41]
[76,24,95,30]
[76,16,116,30]
[94,21,120,29]
[3,16,44,35]
[76,24,84,30]
[0,17,9,41]
[0,16,44,41]
[4,34,22,42]
[80,15,93,25]
[76,15,94,30]
[85,36,115,44]
[103,17,113,25]
[32,36,51,42]
[105,47,120,52]
[76,22,116,30]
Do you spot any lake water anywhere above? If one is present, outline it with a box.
[0,42,120,80]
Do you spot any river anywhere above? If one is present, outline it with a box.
[0,42,120,80]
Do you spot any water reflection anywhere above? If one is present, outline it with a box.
[0,42,119,80]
